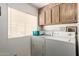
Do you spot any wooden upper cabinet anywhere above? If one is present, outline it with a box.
[60,3,77,23]
[45,8,52,25]
[52,5,59,24]
[39,10,45,25]
[38,3,77,26]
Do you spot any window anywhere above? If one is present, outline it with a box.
[8,7,37,38]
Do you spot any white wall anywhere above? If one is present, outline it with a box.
[44,24,77,31]
[0,4,9,54]
[8,36,31,56]
[8,3,38,16]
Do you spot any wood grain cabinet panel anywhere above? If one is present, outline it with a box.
[52,5,59,24]
[60,3,77,23]
[39,10,45,25]
[38,3,77,26]
[45,8,52,25]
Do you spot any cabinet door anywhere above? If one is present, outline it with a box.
[39,10,45,25]
[52,5,59,24]
[31,37,45,56]
[45,8,52,25]
[60,3,77,23]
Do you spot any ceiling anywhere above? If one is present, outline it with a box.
[30,3,49,8]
